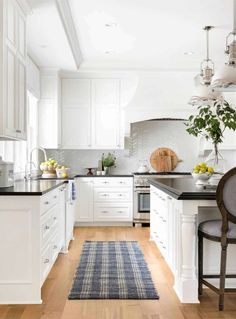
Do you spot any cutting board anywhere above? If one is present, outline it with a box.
[150,148,181,172]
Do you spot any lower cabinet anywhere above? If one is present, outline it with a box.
[0,183,73,304]
[150,185,178,274]
[75,177,133,225]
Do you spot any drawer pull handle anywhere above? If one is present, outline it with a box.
[101,210,109,213]
[44,258,50,264]
[44,201,49,205]
[16,129,22,133]
[44,225,50,230]
[117,211,124,213]
[103,181,109,184]
[118,194,123,197]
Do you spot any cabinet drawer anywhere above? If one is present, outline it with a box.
[94,204,132,221]
[41,210,52,245]
[94,188,132,202]
[51,232,59,263]
[41,243,51,285]
[40,189,59,215]
[93,177,133,187]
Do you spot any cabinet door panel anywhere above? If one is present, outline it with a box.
[17,12,26,60]
[62,107,91,149]
[92,79,120,149]
[5,46,16,138]
[93,107,119,148]
[76,179,93,222]
[6,0,16,47]
[17,60,27,139]
[92,79,119,107]
[62,79,91,105]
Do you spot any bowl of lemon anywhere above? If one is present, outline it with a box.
[192,163,214,185]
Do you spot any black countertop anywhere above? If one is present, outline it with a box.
[149,176,217,200]
[0,180,67,196]
[74,174,133,178]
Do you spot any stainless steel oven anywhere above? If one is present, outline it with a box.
[133,187,150,224]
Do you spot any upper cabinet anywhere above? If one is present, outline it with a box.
[38,70,61,149]
[61,78,124,149]
[27,56,40,99]
[0,0,27,140]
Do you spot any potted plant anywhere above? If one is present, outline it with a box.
[102,152,116,175]
[185,100,236,172]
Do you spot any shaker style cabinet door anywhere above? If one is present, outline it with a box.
[91,79,121,149]
[75,178,94,222]
[5,46,17,138]
[61,79,92,149]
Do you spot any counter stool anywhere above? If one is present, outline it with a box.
[198,167,236,311]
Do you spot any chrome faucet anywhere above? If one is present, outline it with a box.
[24,162,36,180]
[30,147,48,164]
[25,148,48,180]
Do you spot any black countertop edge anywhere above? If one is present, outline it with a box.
[0,180,67,196]
[149,178,216,200]
[74,174,134,178]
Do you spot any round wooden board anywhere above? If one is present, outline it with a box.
[150,147,181,172]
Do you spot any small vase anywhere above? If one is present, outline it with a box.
[104,167,110,175]
[205,143,226,174]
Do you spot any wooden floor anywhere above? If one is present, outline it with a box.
[0,227,236,319]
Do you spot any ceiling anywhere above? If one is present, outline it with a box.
[27,0,233,71]
[27,0,76,70]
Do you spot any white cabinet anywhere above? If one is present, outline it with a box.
[0,183,71,304]
[91,79,122,149]
[76,177,94,222]
[38,70,61,149]
[27,56,40,99]
[75,177,133,225]
[0,0,27,140]
[61,78,124,149]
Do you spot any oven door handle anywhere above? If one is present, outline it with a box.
[134,189,150,193]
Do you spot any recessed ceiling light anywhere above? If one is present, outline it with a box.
[184,51,195,55]
[105,22,117,27]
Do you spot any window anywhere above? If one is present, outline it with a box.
[0,91,38,178]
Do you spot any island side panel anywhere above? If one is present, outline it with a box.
[0,196,41,304]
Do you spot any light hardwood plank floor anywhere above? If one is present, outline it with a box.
[0,226,236,319]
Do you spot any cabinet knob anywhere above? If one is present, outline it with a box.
[53,245,57,249]
[44,258,50,264]
[44,201,49,205]
[53,216,57,221]
[44,225,50,230]
[54,195,57,199]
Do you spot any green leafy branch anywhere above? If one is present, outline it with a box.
[185,100,236,146]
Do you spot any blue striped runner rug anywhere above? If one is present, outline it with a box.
[69,241,159,299]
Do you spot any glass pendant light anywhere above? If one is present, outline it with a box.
[212,0,236,91]
[189,26,222,106]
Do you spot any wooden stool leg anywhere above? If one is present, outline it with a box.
[198,233,203,295]
[219,243,228,311]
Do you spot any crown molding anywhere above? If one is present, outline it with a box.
[55,0,83,69]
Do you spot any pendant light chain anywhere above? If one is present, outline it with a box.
[234,0,236,34]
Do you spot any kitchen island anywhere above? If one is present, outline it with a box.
[0,180,75,304]
[149,176,236,304]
